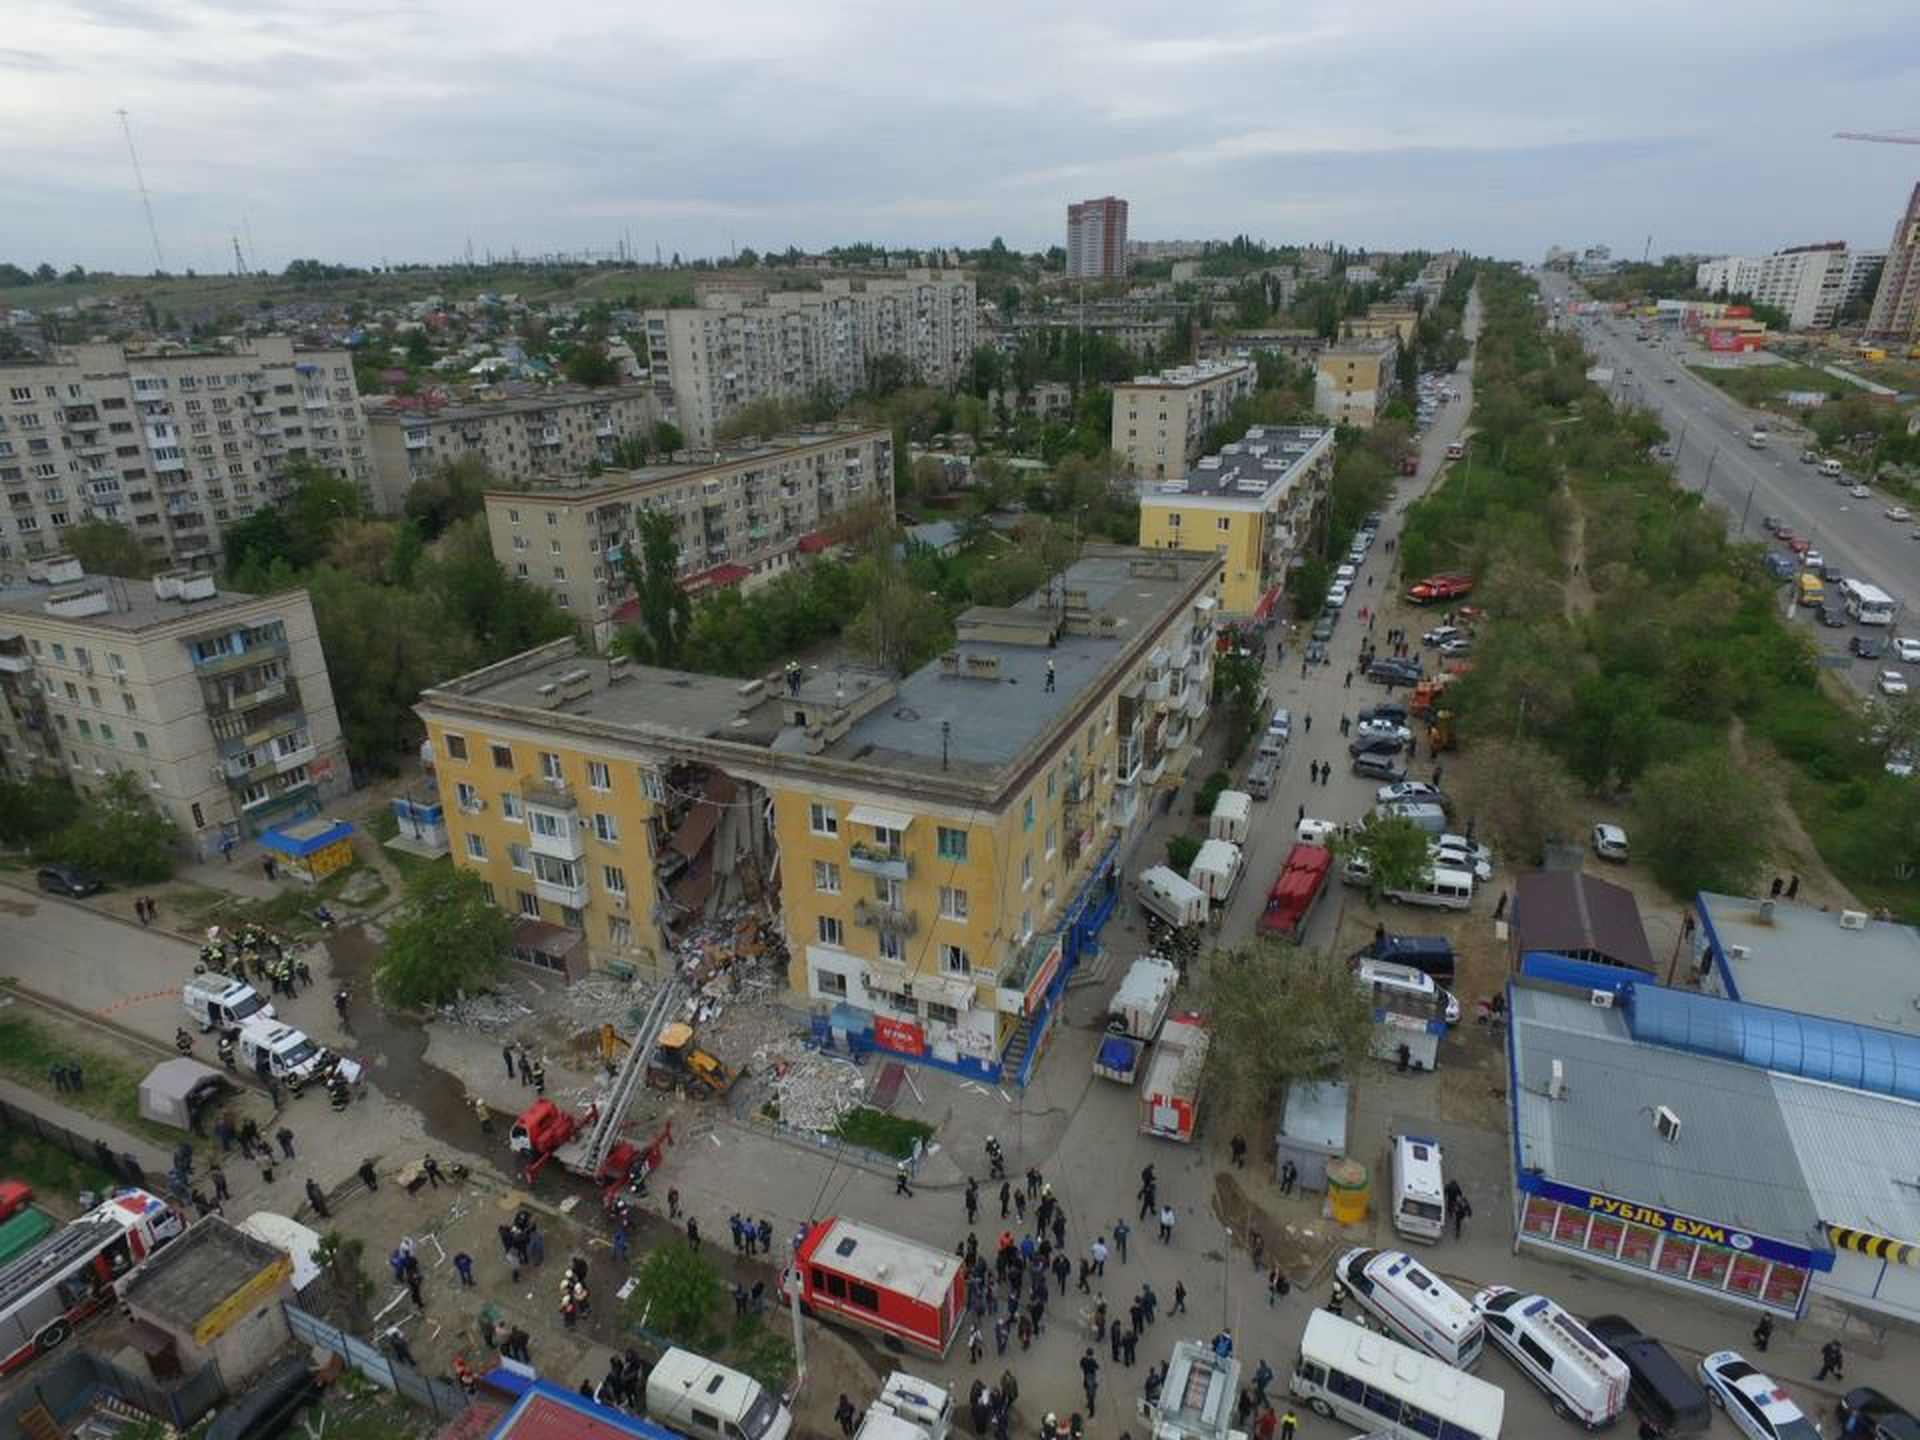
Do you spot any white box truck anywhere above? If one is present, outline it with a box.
[1188,838,1243,905]
[648,1348,794,1440]
[1093,955,1180,1085]
[1209,790,1253,845]
[1136,866,1207,929]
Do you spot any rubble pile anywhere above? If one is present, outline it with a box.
[436,991,536,1032]
[758,1040,868,1133]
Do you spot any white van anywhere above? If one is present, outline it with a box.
[1383,866,1475,911]
[1209,790,1252,846]
[235,1019,329,1085]
[1188,839,1242,904]
[1390,1135,1447,1243]
[1244,752,1279,800]
[1375,801,1448,835]
[1356,959,1461,1024]
[647,1347,794,1440]
[1473,1286,1630,1429]
[1818,457,1844,479]
[1137,866,1207,929]
[1335,564,1357,584]
[183,974,276,1032]
[1336,1247,1484,1368]
[238,1211,325,1291]
[1296,817,1340,847]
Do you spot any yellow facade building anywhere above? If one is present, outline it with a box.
[416,547,1222,1081]
[1314,339,1397,428]
[1136,426,1335,617]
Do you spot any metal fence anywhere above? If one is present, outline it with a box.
[0,1098,163,1191]
[0,1346,225,1432]
[284,1303,471,1420]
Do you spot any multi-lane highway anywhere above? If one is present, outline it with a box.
[1539,272,1914,695]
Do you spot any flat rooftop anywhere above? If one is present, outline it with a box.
[364,385,653,425]
[1698,892,1920,1037]
[1144,426,1331,505]
[1117,359,1253,389]
[118,1216,286,1327]
[482,427,886,503]
[423,547,1215,790]
[0,575,281,635]
[1510,983,1820,1245]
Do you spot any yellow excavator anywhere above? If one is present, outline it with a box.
[646,1022,741,1098]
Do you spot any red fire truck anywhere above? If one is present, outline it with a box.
[1257,844,1333,941]
[787,1217,967,1355]
[1140,1013,1210,1143]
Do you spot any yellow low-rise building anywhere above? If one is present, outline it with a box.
[1136,426,1335,616]
[1314,339,1397,428]
[416,546,1222,1081]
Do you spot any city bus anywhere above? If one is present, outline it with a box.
[1290,1309,1505,1440]
[1840,579,1896,626]
[0,1189,182,1374]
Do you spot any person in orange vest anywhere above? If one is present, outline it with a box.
[453,1355,478,1396]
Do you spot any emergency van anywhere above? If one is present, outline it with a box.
[646,1347,794,1440]
[234,1019,328,1085]
[1473,1286,1629,1429]
[1337,1247,1484,1369]
[182,975,275,1032]
[787,1217,966,1356]
[1390,1135,1446,1243]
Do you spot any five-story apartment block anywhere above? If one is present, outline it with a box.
[0,557,348,858]
[0,340,371,568]
[363,385,660,513]
[1111,360,1258,481]
[641,272,977,446]
[484,427,893,648]
[416,547,1221,1084]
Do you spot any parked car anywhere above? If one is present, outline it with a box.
[1762,515,1783,533]
[1800,449,1818,465]
[1696,1351,1821,1440]
[1894,637,1920,664]
[1360,702,1409,725]
[1367,659,1423,684]
[37,863,102,898]
[1267,707,1293,741]
[1422,625,1462,647]
[1818,606,1849,629]
[1355,719,1413,746]
[1377,781,1443,804]
[1311,618,1335,643]
[1349,734,1406,758]
[1351,753,1407,782]
[1592,823,1630,862]
[1804,550,1824,571]
[1853,634,1886,660]
[1880,671,1910,697]
[1305,640,1329,664]
[1886,506,1912,523]
[1788,536,1812,555]
[1835,1386,1920,1440]
[1851,484,1872,499]
[1586,1314,1712,1437]
[1439,638,1474,658]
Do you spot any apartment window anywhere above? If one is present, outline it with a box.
[489,742,513,770]
[941,944,971,975]
[608,916,633,949]
[134,731,148,751]
[508,843,530,872]
[1046,768,1056,799]
[517,890,541,918]
[191,802,204,828]
[816,968,848,997]
[814,861,841,894]
[808,802,837,836]
[1168,513,1181,529]
[817,915,844,948]
[1021,853,1033,889]
[530,810,563,839]
[550,538,563,556]
[927,1002,959,1027]
[586,760,611,791]
[1023,796,1034,831]
[544,510,558,526]
[936,826,968,861]
[640,769,666,804]
[500,792,523,821]
[455,781,481,812]
[1045,824,1057,859]
[539,751,563,782]
[465,832,488,861]
[939,886,969,921]
[593,812,619,843]
[878,931,905,963]
[98,724,114,744]
[602,864,627,894]
[443,733,469,761]
[1020,907,1033,939]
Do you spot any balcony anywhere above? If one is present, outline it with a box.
[848,842,911,880]
[272,742,315,775]
[853,899,919,936]
[404,430,430,450]
[190,631,290,676]
[535,872,590,909]
[528,812,586,862]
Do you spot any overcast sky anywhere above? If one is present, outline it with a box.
[7,0,1919,275]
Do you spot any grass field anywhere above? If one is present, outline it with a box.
[0,999,200,1151]
[0,1127,119,1212]
[1688,361,1851,411]
[831,1107,936,1159]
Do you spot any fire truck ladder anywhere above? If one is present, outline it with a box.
[0,1214,122,1311]
[578,976,685,1180]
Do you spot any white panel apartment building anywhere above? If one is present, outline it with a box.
[1694,244,1886,330]
[1111,360,1258,481]
[363,385,659,513]
[641,271,977,445]
[0,559,349,859]
[0,340,372,569]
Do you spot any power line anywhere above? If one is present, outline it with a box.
[115,108,165,272]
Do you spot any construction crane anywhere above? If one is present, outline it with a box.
[1834,131,1920,146]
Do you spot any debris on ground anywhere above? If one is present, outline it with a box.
[757,1040,867,1133]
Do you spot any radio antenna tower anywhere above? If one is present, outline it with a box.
[116,108,166,271]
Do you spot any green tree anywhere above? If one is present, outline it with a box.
[306,567,466,769]
[1343,813,1431,899]
[375,864,511,1008]
[1459,739,1578,866]
[64,519,157,578]
[420,517,575,658]
[1634,751,1771,898]
[0,775,80,847]
[650,420,684,455]
[404,454,495,541]
[1167,834,1202,873]
[626,1240,723,1344]
[1202,942,1374,1131]
[615,510,692,668]
[562,346,619,387]
[1212,651,1264,759]
[38,773,177,882]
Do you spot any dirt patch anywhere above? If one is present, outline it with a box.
[1729,720,1858,912]
[1210,1168,1348,1290]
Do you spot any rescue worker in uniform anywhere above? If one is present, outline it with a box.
[327,1065,351,1112]
[217,1029,237,1071]
[174,1027,194,1055]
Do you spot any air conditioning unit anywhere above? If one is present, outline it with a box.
[1655,1105,1682,1143]
[1726,944,1751,961]
[1549,1058,1567,1100]
[1839,909,1868,930]
[1589,989,1616,1009]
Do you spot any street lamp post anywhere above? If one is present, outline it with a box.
[1738,479,1757,535]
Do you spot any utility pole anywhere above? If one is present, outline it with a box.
[786,1238,808,1390]
[116,108,166,271]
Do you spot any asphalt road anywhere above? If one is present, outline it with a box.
[1540,272,1915,696]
